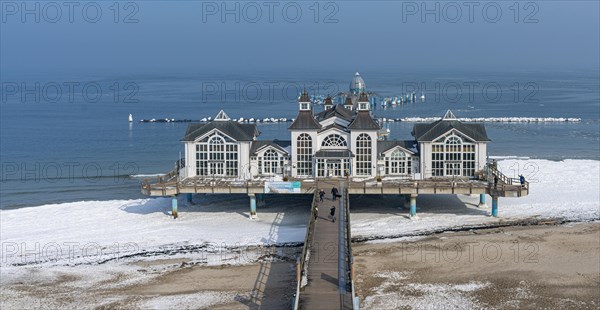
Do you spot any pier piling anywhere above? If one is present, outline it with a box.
[249,194,257,219]
[491,196,499,217]
[409,194,418,218]
[478,194,487,208]
[171,196,178,219]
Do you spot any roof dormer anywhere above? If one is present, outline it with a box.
[357,92,369,111]
[299,90,311,111]
[344,97,353,110]
[324,96,333,110]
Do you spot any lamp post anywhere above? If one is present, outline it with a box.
[284,163,291,181]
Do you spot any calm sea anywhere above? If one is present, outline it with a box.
[1,70,598,209]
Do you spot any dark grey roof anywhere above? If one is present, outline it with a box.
[182,121,259,141]
[348,111,380,130]
[315,149,353,158]
[358,91,369,102]
[377,140,418,155]
[289,111,322,130]
[344,97,353,106]
[299,90,310,102]
[318,123,349,133]
[250,140,291,155]
[412,120,489,142]
[315,104,354,122]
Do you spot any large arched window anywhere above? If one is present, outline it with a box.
[297,134,313,176]
[431,134,475,177]
[322,134,347,147]
[386,149,411,175]
[260,149,281,175]
[196,133,238,177]
[355,134,372,176]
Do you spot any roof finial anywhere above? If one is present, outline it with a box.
[215,110,231,121]
[443,110,457,120]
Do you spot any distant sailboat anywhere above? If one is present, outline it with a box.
[128,113,133,122]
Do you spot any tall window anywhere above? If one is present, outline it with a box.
[462,144,476,177]
[386,149,411,175]
[297,134,313,176]
[430,134,476,177]
[260,149,283,175]
[355,134,372,176]
[445,136,461,176]
[431,145,444,176]
[196,134,238,177]
[322,134,347,147]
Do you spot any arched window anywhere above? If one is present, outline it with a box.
[297,134,313,176]
[196,133,238,177]
[261,149,281,175]
[209,136,224,161]
[322,134,347,147]
[355,134,372,176]
[386,149,411,175]
[430,134,475,177]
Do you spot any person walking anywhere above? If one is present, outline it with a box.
[331,187,338,201]
[330,205,336,223]
[319,189,325,202]
[314,206,319,220]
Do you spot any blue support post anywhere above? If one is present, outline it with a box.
[249,194,257,219]
[256,193,265,208]
[409,195,417,218]
[491,196,499,217]
[171,196,178,219]
[478,194,487,208]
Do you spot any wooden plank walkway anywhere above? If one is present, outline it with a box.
[298,181,353,310]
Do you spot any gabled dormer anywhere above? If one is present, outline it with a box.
[299,90,311,111]
[357,92,369,111]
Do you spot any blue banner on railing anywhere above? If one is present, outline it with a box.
[264,181,301,193]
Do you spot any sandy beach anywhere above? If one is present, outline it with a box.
[1,222,598,309]
[354,222,600,309]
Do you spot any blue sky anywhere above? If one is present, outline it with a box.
[1,1,598,75]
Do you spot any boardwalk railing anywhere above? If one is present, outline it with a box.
[293,190,319,310]
[487,162,530,196]
[343,188,358,309]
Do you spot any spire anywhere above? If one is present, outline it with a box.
[357,91,369,111]
[298,90,311,111]
[324,96,333,110]
[299,89,310,103]
[344,97,354,110]
[443,110,457,120]
[215,110,231,121]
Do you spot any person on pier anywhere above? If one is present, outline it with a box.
[331,187,339,201]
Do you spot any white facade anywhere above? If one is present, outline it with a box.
[181,88,489,181]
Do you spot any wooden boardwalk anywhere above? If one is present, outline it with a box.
[298,181,353,310]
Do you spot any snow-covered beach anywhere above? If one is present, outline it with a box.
[1,158,599,308]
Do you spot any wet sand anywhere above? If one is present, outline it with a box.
[353,222,600,309]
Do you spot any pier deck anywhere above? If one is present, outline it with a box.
[142,177,528,198]
[297,181,354,309]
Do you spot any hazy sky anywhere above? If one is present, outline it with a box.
[1,1,598,75]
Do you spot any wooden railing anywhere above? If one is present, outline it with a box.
[488,162,530,194]
[344,188,358,309]
[293,190,319,310]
